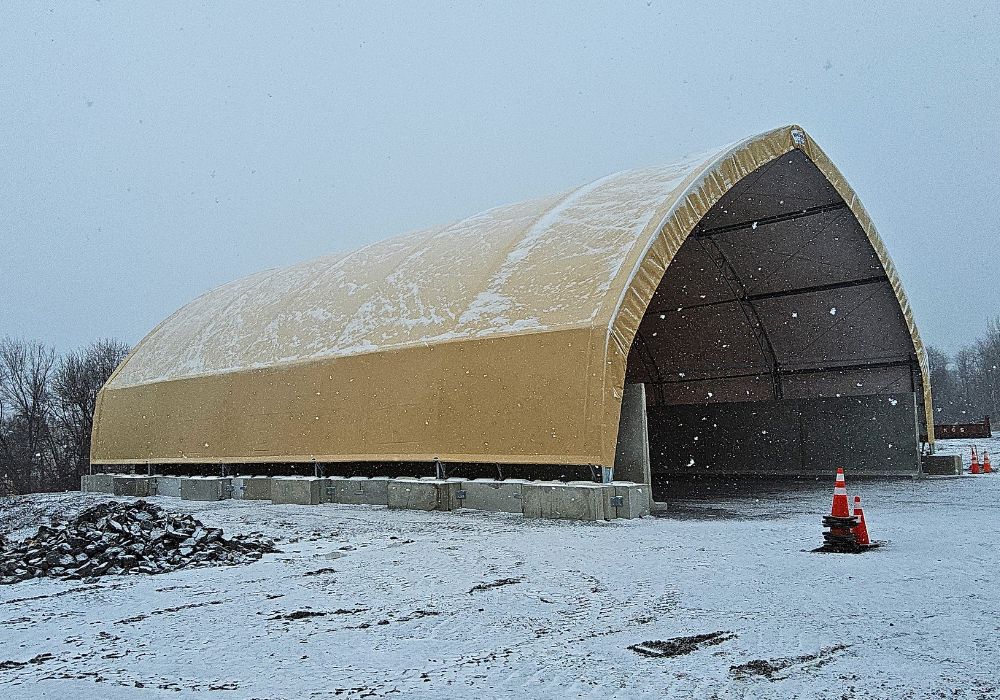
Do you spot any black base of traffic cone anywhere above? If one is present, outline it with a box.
[818,515,864,553]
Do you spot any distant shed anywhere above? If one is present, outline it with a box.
[91,125,933,483]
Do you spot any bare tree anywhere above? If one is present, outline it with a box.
[973,320,1000,420]
[50,339,130,489]
[0,339,57,494]
[926,345,959,422]
[926,318,1000,425]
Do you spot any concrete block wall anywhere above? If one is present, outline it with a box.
[81,474,114,493]
[388,478,462,511]
[155,476,181,498]
[321,476,342,503]
[80,473,649,522]
[460,478,526,513]
[567,481,614,519]
[232,476,272,500]
[328,477,390,506]
[180,476,232,502]
[921,454,962,476]
[112,475,156,497]
[271,476,325,505]
[613,482,651,518]
[522,481,607,521]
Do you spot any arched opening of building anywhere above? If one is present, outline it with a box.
[618,150,925,496]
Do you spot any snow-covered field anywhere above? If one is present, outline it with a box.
[2,438,998,699]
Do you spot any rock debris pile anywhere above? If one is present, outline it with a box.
[0,500,276,585]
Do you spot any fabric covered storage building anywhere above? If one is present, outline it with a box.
[91,125,933,482]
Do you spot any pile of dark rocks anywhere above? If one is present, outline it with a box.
[0,500,276,585]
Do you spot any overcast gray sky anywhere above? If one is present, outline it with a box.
[2,1,997,355]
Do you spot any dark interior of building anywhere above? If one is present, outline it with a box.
[622,151,924,492]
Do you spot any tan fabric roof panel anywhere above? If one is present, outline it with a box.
[91,125,933,466]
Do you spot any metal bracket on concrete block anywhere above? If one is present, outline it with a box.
[610,496,624,508]
[456,489,466,500]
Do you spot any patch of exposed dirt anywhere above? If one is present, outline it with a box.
[469,577,523,593]
[0,652,55,672]
[115,600,225,625]
[269,608,367,621]
[730,643,850,680]
[628,631,736,658]
[348,609,442,629]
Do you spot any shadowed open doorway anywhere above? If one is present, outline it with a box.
[617,150,926,499]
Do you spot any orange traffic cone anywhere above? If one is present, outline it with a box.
[984,451,993,474]
[831,467,850,517]
[970,446,981,474]
[852,496,871,546]
[820,468,861,552]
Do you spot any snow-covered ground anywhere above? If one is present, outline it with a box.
[2,439,999,699]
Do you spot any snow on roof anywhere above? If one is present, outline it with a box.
[109,149,722,389]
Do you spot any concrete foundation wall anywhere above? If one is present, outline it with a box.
[460,479,526,513]
[387,478,461,511]
[180,477,232,501]
[271,476,325,505]
[648,392,920,477]
[82,470,650,522]
[112,475,156,497]
[81,474,114,493]
[154,476,181,498]
[921,454,962,476]
[567,481,614,518]
[329,477,390,506]
[232,476,271,500]
[521,482,607,521]
[613,482,651,518]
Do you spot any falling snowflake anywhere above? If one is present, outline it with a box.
[830,307,837,315]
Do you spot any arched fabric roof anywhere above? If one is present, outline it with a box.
[92,125,933,466]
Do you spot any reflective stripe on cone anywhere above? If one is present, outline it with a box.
[831,468,851,518]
